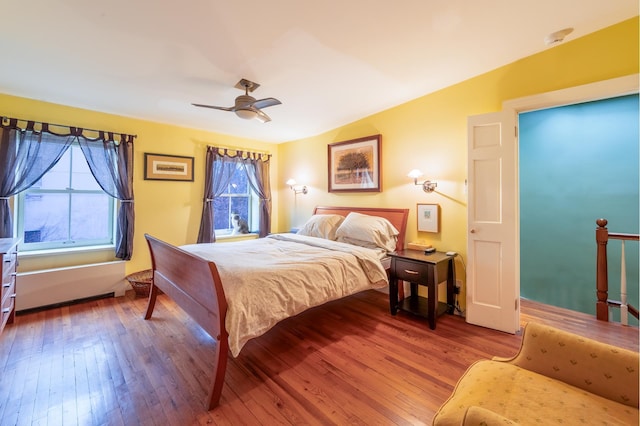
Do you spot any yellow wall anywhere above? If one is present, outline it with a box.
[0,94,279,274]
[1,17,637,282]
[277,17,639,289]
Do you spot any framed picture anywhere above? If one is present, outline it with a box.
[417,203,440,233]
[328,134,381,192]
[144,153,194,181]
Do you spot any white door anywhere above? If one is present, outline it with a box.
[466,111,519,333]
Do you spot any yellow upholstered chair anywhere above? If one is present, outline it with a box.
[433,322,639,425]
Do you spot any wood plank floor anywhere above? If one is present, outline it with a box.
[0,290,637,426]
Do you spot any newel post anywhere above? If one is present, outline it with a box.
[595,218,609,321]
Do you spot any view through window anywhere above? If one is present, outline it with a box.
[213,165,256,235]
[16,143,115,251]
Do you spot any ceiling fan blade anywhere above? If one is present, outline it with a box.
[252,97,281,110]
[255,109,272,123]
[191,103,234,111]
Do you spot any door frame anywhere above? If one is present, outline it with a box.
[504,75,638,115]
[465,75,638,333]
[501,74,638,321]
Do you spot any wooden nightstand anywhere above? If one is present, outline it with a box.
[388,249,455,329]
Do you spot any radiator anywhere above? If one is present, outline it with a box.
[16,261,127,311]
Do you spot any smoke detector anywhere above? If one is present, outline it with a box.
[545,28,574,46]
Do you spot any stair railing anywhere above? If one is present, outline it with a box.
[595,218,639,323]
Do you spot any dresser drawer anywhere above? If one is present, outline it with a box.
[2,269,16,298]
[1,279,15,326]
[0,238,19,334]
[2,251,16,281]
[393,258,432,282]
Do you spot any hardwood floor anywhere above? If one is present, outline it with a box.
[1,290,637,426]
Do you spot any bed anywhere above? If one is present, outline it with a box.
[143,206,409,409]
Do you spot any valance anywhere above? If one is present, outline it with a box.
[210,146,271,161]
[1,116,136,143]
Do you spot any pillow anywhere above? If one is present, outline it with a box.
[296,214,345,240]
[334,236,381,251]
[335,212,399,252]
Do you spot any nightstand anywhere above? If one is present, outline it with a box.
[388,250,455,329]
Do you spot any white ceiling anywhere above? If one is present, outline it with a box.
[1,1,637,143]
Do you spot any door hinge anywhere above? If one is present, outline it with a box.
[515,298,519,310]
[514,126,518,137]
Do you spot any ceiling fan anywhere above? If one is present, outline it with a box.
[192,78,282,123]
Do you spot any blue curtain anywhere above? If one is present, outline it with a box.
[0,120,74,237]
[78,131,135,260]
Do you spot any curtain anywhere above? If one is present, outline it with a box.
[78,131,135,260]
[244,154,272,237]
[0,120,74,237]
[196,147,242,243]
[196,147,271,243]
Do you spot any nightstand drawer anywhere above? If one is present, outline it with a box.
[393,259,431,282]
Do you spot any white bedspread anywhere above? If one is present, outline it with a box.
[181,233,388,357]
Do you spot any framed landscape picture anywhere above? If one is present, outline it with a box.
[328,134,381,192]
[144,153,194,181]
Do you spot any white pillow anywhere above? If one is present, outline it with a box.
[296,214,345,240]
[335,212,399,252]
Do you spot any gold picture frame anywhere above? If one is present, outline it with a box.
[417,203,440,233]
[144,153,194,181]
[328,134,381,192]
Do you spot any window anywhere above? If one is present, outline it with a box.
[213,164,258,235]
[16,142,116,251]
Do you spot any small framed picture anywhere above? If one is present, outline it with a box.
[144,153,194,181]
[417,203,440,233]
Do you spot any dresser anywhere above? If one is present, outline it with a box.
[388,250,455,329]
[1,238,19,335]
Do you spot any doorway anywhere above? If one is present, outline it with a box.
[519,94,639,322]
[465,75,639,331]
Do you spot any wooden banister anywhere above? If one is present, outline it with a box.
[595,218,640,323]
[595,219,610,321]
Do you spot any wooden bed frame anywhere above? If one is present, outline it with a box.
[143,206,409,410]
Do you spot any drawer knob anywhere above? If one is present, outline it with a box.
[403,269,419,275]
[2,308,10,314]
[2,283,10,288]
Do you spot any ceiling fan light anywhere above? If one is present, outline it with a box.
[235,109,257,120]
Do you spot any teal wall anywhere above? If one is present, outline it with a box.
[520,94,639,324]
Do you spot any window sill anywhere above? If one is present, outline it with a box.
[18,244,116,259]
[215,233,258,243]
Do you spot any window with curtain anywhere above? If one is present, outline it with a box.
[0,117,135,260]
[197,146,271,243]
[16,141,116,251]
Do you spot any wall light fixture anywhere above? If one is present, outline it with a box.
[408,169,437,193]
[286,178,308,195]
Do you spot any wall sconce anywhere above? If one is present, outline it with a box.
[408,169,437,193]
[286,178,308,195]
